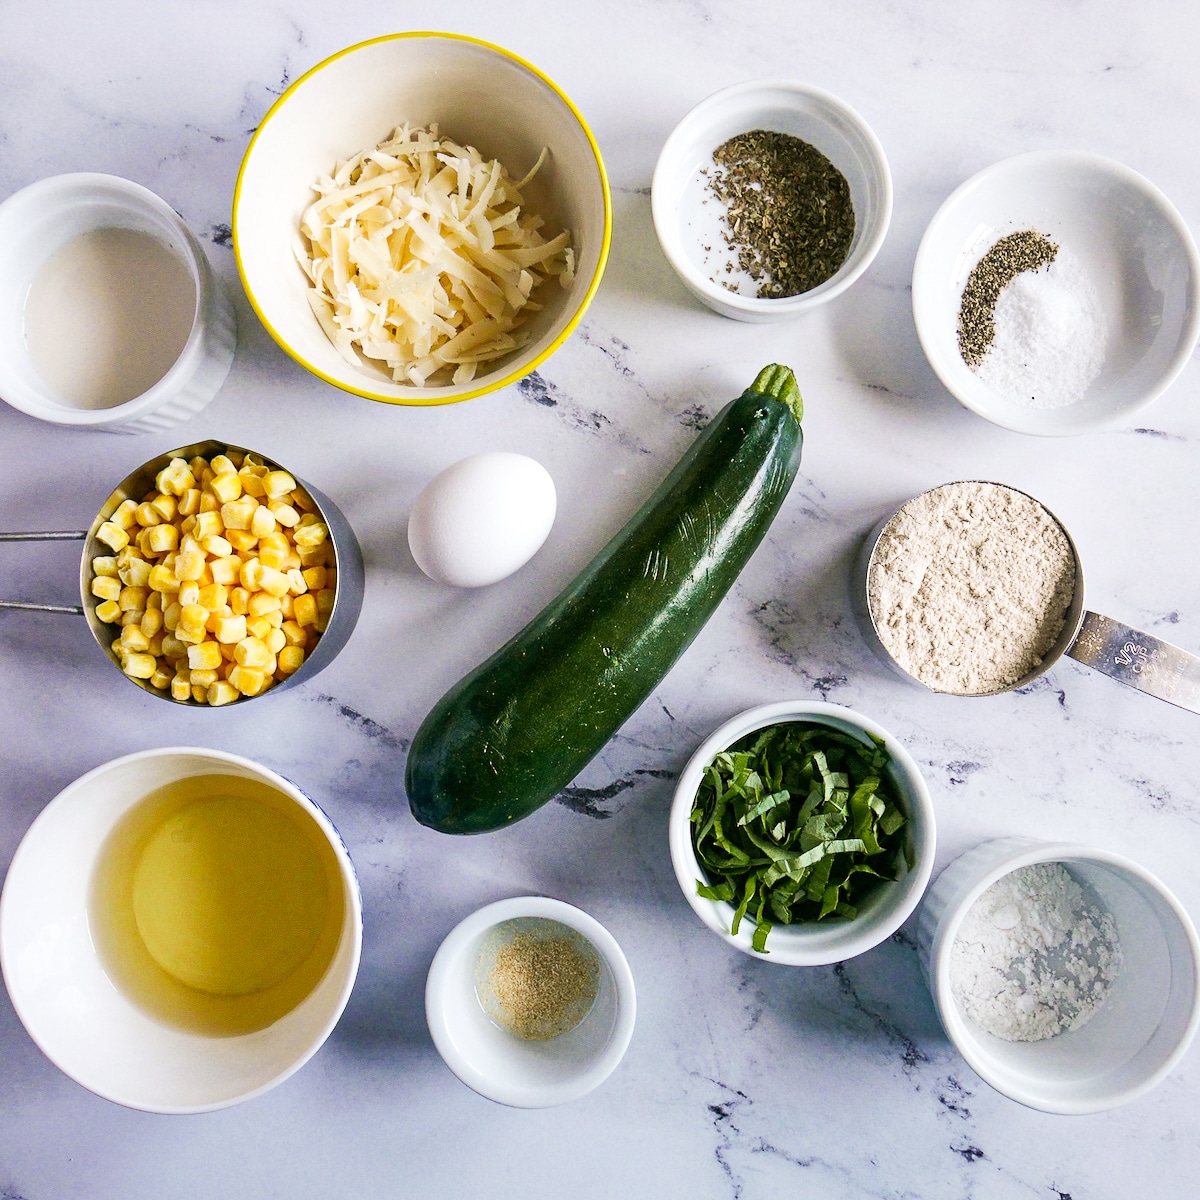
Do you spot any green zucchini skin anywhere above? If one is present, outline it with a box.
[406,373,804,834]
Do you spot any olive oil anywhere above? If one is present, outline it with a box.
[89,774,345,1037]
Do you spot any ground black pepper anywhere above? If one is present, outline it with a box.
[706,129,855,299]
[957,230,1058,368]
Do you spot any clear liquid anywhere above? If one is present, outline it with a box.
[24,226,196,409]
[88,774,345,1037]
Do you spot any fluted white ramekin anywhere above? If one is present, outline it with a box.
[918,837,1200,1114]
[0,173,235,434]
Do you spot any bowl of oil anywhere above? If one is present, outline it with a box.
[0,747,361,1112]
[0,173,235,434]
[425,896,636,1108]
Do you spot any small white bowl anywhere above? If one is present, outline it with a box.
[0,748,362,1113]
[668,701,935,965]
[917,837,1200,1114]
[425,896,636,1108]
[234,32,611,406]
[652,81,892,322]
[0,174,235,434]
[912,151,1200,435]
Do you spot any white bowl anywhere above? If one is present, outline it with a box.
[0,174,235,434]
[0,748,362,1113]
[652,81,892,322]
[668,701,935,965]
[917,837,1200,1114]
[425,896,636,1108]
[912,151,1200,435]
[234,32,611,406]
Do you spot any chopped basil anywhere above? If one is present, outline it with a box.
[689,720,912,953]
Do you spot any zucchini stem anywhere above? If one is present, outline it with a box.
[749,364,803,423]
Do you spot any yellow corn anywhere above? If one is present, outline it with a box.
[293,593,318,627]
[96,522,129,552]
[171,675,192,702]
[95,599,121,623]
[214,614,248,644]
[207,680,239,706]
[91,576,121,602]
[187,641,223,671]
[229,665,268,696]
[210,472,243,504]
[277,645,305,675]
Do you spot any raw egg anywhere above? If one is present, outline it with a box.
[408,452,557,588]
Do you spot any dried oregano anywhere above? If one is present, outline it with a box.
[706,130,856,298]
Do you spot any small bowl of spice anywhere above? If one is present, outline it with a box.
[424,896,636,1108]
[912,151,1200,435]
[652,80,892,322]
[668,701,935,966]
[919,837,1200,1113]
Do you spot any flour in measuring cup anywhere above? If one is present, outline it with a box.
[950,862,1123,1042]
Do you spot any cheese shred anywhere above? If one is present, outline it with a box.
[295,124,575,387]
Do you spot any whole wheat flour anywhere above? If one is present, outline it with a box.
[867,481,1075,694]
[950,861,1123,1042]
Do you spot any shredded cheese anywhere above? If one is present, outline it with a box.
[295,124,576,387]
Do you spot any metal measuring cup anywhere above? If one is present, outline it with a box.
[853,480,1200,712]
[0,439,364,704]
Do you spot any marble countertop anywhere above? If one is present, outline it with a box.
[2,1,1198,1195]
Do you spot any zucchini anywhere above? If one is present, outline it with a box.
[406,364,805,834]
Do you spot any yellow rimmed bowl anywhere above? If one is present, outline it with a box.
[233,32,611,406]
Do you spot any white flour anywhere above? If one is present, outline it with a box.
[976,245,1107,409]
[867,481,1076,695]
[950,862,1123,1042]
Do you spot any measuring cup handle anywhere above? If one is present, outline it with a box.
[0,530,88,614]
[1066,611,1200,714]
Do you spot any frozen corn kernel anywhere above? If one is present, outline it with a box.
[268,501,300,528]
[257,539,289,570]
[150,666,173,691]
[95,599,121,623]
[150,493,177,522]
[175,625,204,645]
[189,683,206,702]
[250,505,277,538]
[156,460,195,496]
[234,636,271,669]
[210,454,237,476]
[118,556,153,588]
[239,558,265,590]
[301,565,327,590]
[207,680,239,706]
[264,627,286,655]
[121,609,145,628]
[178,581,201,608]
[246,614,273,640]
[204,605,232,633]
[118,585,148,612]
[238,469,267,499]
[283,551,303,572]
[189,668,219,688]
[248,591,281,616]
[134,501,161,527]
[258,565,290,598]
[122,653,157,680]
[277,645,305,675]
[226,529,259,553]
[209,555,241,586]
[263,470,297,500]
[96,522,130,552]
[291,488,317,513]
[147,632,166,657]
[210,472,243,504]
[179,604,210,634]
[279,594,294,619]
[162,601,182,631]
[221,641,238,662]
[92,556,119,578]
[119,626,151,654]
[197,583,228,610]
[175,549,206,582]
[316,588,335,615]
[197,491,218,514]
[221,498,258,531]
[229,665,268,696]
[293,593,318,627]
[187,641,223,671]
[193,511,224,541]
[171,675,192,702]
[110,499,139,531]
[146,564,179,594]
[214,614,247,644]
[281,620,306,646]
[91,576,121,602]
[201,534,232,559]
[180,488,204,517]
[144,524,177,554]
[140,608,163,638]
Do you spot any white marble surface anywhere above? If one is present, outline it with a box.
[1,1,1198,1195]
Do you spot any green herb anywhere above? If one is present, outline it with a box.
[689,720,911,952]
[706,129,855,299]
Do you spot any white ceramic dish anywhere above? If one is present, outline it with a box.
[912,151,1200,435]
[652,80,892,322]
[668,701,935,965]
[0,173,235,434]
[917,837,1200,1114]
[0,748,362,1113]
[234,32,611,406]
[425,896,636,1108]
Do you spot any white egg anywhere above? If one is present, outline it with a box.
[408,452,557,588]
